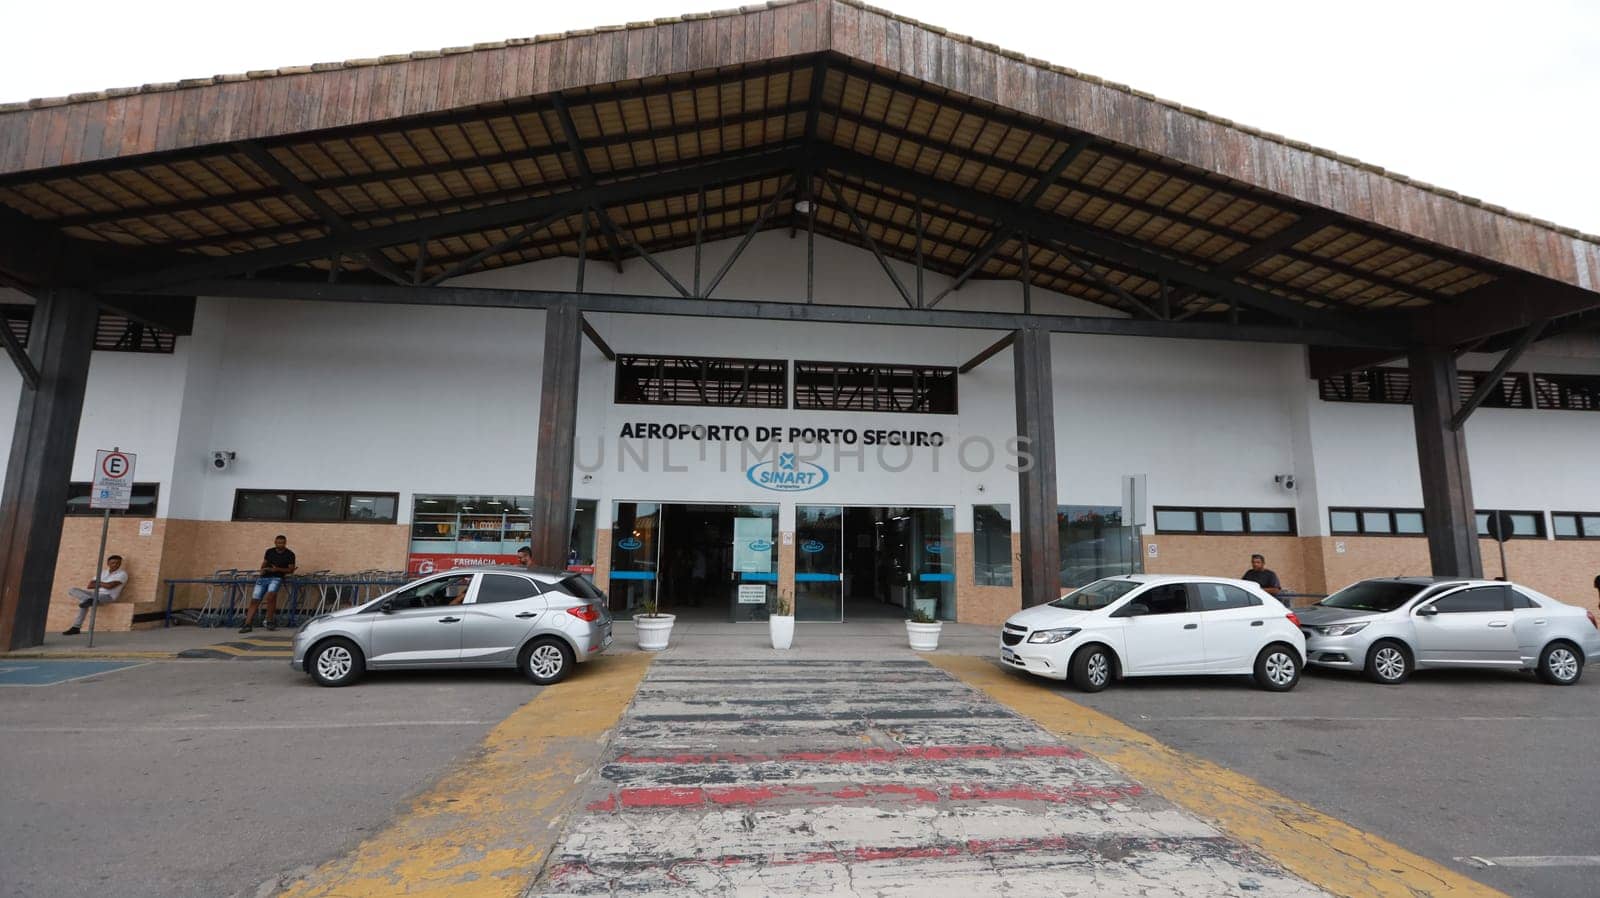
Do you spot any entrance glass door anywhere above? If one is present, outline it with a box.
[730,508,778,621]
[908,507,955,621]
[795,506,843,622]
[609,502,662,617]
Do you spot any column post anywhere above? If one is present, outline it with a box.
[530,302,584,569]
[1408,346,1483,578]
[1012,327,1061,608]
[0,288,98,649]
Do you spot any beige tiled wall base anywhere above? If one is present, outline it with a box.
[591,529,611,594]
[955,531,1022,625]
[779,532,795,606]
[47,517,172,633]
[1143,535,1313,594]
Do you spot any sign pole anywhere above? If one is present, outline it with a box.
[87,506,111,648]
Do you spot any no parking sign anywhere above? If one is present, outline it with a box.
[91,449,137,511]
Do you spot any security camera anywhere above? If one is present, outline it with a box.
[210,451,236,472]
[1274,473,1296,491]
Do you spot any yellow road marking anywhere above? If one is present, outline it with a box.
[280,652,651,898]
[930,655,1504,898]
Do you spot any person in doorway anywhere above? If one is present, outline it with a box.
[240,535,296,633]
[516,546,534,569]
[1593,573,1599,605]
[61,555,128,635]
[1240,554,1283,597]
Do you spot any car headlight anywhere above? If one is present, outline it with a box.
[1026,627,1081,644]
[1316,622,1369,637]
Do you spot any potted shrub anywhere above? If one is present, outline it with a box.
[906,606,942,651]
[769,589,795,650]
[634,596,675,651]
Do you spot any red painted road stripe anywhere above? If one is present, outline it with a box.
[585,782,1143,811]
[610,744,1085,765]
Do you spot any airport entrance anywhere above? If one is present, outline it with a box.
[608,502,778,621]
[795,505,955,622]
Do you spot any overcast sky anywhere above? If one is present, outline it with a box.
[4,0,1596,235]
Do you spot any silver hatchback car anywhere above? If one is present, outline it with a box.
[1299,577,1600,685]
[291,567,613,687]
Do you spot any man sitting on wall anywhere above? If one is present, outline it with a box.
[1241,554,1283,597]
[240,535,297,633]
[62,555,129,636]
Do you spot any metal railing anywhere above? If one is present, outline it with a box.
[163,570,408,628]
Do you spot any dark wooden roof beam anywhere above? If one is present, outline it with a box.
[551,95,628,272]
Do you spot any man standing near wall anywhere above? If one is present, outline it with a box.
[1241,554,1283,597]
[61,555,128,636]
[241,536,296,633]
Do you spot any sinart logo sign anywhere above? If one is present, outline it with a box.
[747,452,830,492]
[617,536,643,550]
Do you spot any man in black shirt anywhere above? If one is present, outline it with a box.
[241,535,297,633]
[1240,554,1282,597]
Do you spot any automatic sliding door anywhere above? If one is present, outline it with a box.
[911,507,955,621]
[796,506,843,622]
[730,505,778,622]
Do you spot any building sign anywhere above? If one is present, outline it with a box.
[407,553,521,576]
[737,584,767,605]
[91,449,136,510]
[801,539,826,553]
[747,452,830,492]
[617,423,946,447]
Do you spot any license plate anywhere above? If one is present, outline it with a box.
[1001,649,1016,664]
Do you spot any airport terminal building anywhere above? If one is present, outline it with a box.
[1,0,1597,644]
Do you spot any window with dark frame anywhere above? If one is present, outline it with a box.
[1319,366,1535,410]
[793,362,958,414]
[1329,507,1426,536]
[3,307,178,354]
[1152,506,1297,535]
[1474,509,1547,539]
[1551,512,1600,540]
[66,482,160,517]
[614,355,787,408]
[1532,373,1600,411]
[233,490,399,523]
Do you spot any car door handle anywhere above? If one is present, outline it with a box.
[1250,621,1264,627]
[1183,623,1198,630]
[1533,619,1548,625]
[1487,621,1509,628]
[438,617,461,623]
[515,612,538,619]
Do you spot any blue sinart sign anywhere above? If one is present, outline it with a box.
[925,542,944,555]
[746,451,829,492]
[748,539,773,552]
[617,537,642,550]
[801,539,826,554]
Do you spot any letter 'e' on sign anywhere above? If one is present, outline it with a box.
[91,449,137,511]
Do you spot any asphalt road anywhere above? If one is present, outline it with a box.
[0,660,541,898]
[1066,664,1600,898]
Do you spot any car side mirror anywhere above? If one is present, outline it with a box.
[1117,602,1150,618]
[379,599,395,614]
[1416,605,1438,617]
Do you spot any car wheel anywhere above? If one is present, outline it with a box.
[519,638,574,686]
[309,637,364,687]
[1537,641,1583,685]
[1253,643,1300,691]
[1069,644,1113,693]
[1364,640,1412,685]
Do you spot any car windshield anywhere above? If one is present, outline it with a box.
[1318,581,1428,612]
[1051,578,1141,611]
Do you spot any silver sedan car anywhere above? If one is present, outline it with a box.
[1299,577,1600,685]
[291,567,613,687]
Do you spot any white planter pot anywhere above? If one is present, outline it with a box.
[635,613,676,651]
[769,615,795,650]
[906,620,942,651]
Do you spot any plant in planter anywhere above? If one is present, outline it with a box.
[906,606,943,651]
[633,595,676,652]
[769,589,795,650]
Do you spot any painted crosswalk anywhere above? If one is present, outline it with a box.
[529,659,1329,896]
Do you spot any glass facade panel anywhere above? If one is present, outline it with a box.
[1553,514,1579,538]
[1394,511,1425,534]
[347,493,397,522]
[410,495,534,555]
[1510,513,1541,537]
[293,493,344,522]
[1058,505,1139,591]
[568,499,598,571]
[912,507,956,621]
[609,502,662,617]
[1330,510,1359,533]
[973,504,1013,586]
[1249,511,1292,533]
[1155,509,1197,532]
[795,505,843,622]
[1583,515,1600,537]
[1202,510,1245,533]
[236,492,290,521]
[1361,511,1392,534]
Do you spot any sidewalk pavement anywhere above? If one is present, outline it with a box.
[1,623,290,659]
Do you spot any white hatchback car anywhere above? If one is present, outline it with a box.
[1001,574,1306,692]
